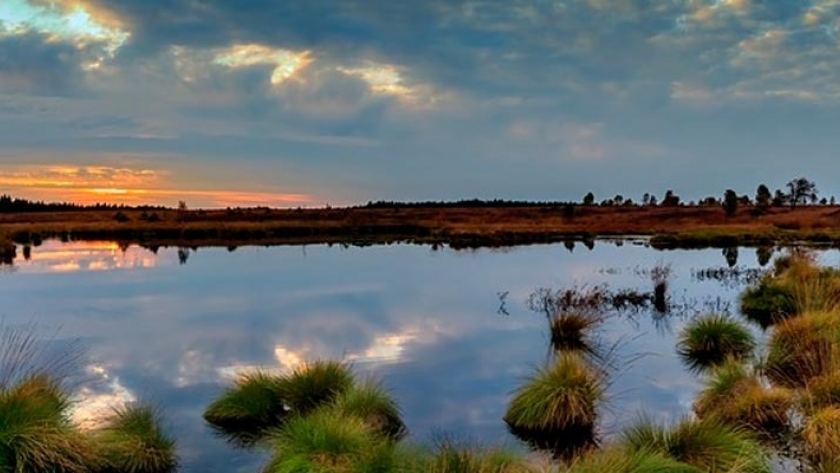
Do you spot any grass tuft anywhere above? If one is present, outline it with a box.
[202,371,288,447]
[764,311,840,389]
[0,374,95,472]
[261,408,393,473]
[563,447,702,473]
[504,355,603,459]
[93,403,177,473]
[739,281,795,329]
[333,378,406,441]
[279,360,355,415]
[676,315,755,373]
[621,417,771,473]
[694,360,791,436]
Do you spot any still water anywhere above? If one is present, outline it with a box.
[0,240,826,472]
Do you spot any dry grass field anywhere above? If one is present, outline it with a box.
[1,204,839,251]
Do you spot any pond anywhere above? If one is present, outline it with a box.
[0,240,827,472]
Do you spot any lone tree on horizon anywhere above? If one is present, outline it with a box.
[786,177,818,208]
[723,189,738,217]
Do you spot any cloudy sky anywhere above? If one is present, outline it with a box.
[1,0,838,207]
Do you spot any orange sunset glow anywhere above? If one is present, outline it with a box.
[0,164,316,208]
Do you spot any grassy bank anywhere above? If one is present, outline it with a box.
[2,204,840,254]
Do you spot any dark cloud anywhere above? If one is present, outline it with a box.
[0,32,89,95]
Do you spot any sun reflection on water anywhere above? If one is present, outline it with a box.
[14,241,160,274]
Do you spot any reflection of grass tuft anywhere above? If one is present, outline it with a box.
[676,315,755,373]
[93,404,178,473]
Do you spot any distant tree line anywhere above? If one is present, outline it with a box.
[361,199,577,209]
[0,195,168,213]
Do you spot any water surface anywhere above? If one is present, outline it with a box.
[0,240,815,472]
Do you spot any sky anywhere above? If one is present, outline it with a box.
[0,0,839,208]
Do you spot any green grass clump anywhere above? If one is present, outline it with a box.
[333,379,406,441]
[694,361,791,435]
[563,447,702,473]
[402,437,535,473]
[621,417,771,473]
[676,315,755,373]
[739,281,795,329]
[279,360,355,415]
[504,355,603,459]
[764,312,840,389]
[203,371,288,446]
[261,408,394,473]
[0,374,95,472]
[93,404,177,473]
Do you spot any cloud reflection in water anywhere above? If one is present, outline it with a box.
[0,241,775,472]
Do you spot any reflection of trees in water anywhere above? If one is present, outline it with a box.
[177,247,191,265]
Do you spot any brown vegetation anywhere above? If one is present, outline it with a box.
[1,204,840,251]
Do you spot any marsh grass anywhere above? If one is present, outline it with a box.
[676,315,756,374]
[0,374,95,472]
[693,360,792,438]
[764,311,840,388]
[280,360,355,415]
[504,355,603,459]
[202,371,288,447]
[563,447,702,473]
[802,406,840,469]
[405,436,537,473]
[261,408,394,473]
[333,379,406,441]
[93,404,177,473]
[621,417,770,473]
[739,281,795,329]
